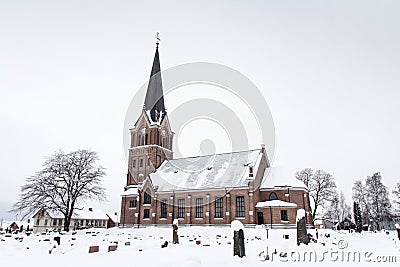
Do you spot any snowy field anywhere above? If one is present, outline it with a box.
[1,226,399,267]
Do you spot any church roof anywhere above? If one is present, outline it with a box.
[260,167,307,190]
[143,46,166,124]
[149,149,264,192]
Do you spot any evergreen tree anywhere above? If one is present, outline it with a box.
[353,202,362,233]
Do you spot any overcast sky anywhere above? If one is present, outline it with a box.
[1,0,399,221]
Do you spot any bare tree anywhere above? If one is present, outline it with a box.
[296,168,337,222]
[338,191,352,221]
[393,182,400,206]
[324,192,339,223]
[365,172,391,230]
[352,180,370,224]
[12,149,106,231]
[324,191,351,228]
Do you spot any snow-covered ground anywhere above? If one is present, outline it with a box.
[1,226,399,267]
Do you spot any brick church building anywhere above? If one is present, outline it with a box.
[120,41,312,228]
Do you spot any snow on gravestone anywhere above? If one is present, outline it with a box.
[296,209,309,246]
[231,220,245,258]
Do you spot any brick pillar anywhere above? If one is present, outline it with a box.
[206,194,210,224]
[188,195,192,225]
[249,192,254,224]
[226,193,231,223]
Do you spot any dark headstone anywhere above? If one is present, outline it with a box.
[233,231,240,256]
[397,229,400,240]
[196,240,201,245]
[297,216,309,246]
[238,229,246,258]
[173,224,179,244]
[54,236,61,246]
[161,241,168,248]
[108,245,117,252]
[89,246,99,253]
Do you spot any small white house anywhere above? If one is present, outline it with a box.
[32,208,110,233]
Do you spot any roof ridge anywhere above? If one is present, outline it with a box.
[167,148,261,161]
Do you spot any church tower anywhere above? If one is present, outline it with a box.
[126,39,174,186]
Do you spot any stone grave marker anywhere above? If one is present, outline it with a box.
[296,209,309,246]
[173,219,179,244]
[231,220,245,258]
[89,246,99,253]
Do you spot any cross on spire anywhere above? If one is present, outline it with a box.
[155,32,160,48]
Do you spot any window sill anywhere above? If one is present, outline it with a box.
[194,218,204,220]
[143,218,150,220]
[281,220,289,223]
[213,218,224,220]
[178,218,184,220]
[159,218,167,220]
[128,207,136,210]
[143,204,151,206]
[236,217,246,219]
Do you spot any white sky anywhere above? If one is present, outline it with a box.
[1,0,400,221]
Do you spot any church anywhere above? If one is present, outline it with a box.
[120,40,312,228]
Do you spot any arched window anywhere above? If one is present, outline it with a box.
[144,189,152,204]
[269,192,278,201]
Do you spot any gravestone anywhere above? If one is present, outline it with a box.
[396,224,400,240]
[231,220,245,258]
[108,245,117,252]
[53,236,60,246]
[172,219,179,244]
[296,209,309,246]
[89,246,99,253]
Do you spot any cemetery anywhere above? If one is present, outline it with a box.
[0,220,399,267]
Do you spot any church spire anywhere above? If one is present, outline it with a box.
[144,32,166,124]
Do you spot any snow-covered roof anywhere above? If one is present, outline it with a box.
[149,149,264,192]
[260,167,307,190]
[256,200,297,208]
[46,208,108,220]
[106,213,120,224]
[121,186,139,196]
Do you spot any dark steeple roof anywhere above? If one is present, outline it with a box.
[144,45,166,124]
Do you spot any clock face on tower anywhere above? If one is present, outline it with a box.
[141,127,146,134]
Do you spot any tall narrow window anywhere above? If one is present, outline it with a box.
[160,200,167,218]
[195,198,203,218]
[178,199,185,218]
[236,196,245,218]
[147,158,151,166]
[281,210,288,221]
[143,209,150,219]
[215,197,223,218]
[144,189,151,204]
[129,200,137,208]
[132,160,136,168]
[140,159,143,167]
